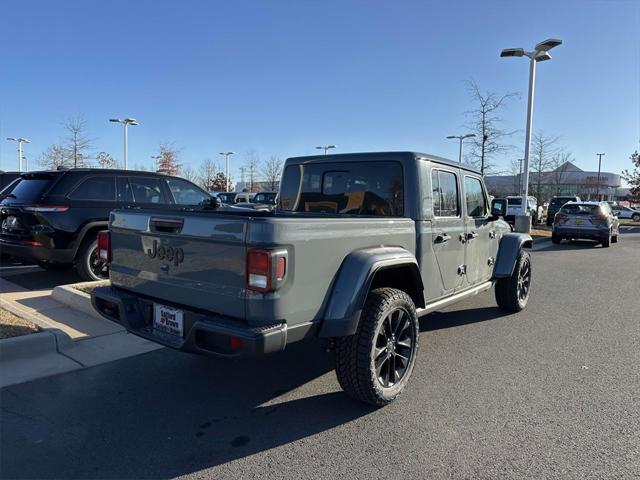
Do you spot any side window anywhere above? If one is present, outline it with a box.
[128,177,164,204]
[165,178,209,205]
[117,177,134,203]
[464,176,487,217]
[68,176,116,201]
[432,169,459,217]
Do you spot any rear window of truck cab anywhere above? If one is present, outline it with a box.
[279,161,404,216]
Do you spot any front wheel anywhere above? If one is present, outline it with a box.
[76,237,109,281]
[495,250,531,312]
[334,288,419,406]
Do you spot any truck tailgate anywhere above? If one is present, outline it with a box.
[108,210,247,319]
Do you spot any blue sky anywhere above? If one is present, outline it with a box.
[1,0,638,182]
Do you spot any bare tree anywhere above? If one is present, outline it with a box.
[529,131,560,201]
[621,150,640,203]
[156,143,181,176]
[261,155,283,191]
[180,164,198,183]
[63,115,93,167]
[243,150,261,192]
[548,150,573,196]
[197,158,219,191]
[95,151,117,169]
[39,143,70,169]
[464,79,519,175]
[508,158,523,196]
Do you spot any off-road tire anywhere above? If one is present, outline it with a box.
[334,288,419,407]
[75,236,108,281]
[611,231,618,243]
[551,234,562,244]
[495,250,531,313]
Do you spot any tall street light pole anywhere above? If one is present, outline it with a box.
[219,152,235,192]
[501,38,562,233]
[316,145,336,155]
[446,134,476,164]
[109,118,138,170]
[6,137,30,171]
[596,152,605,201]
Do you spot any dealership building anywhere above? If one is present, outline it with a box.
[484,161,627,202]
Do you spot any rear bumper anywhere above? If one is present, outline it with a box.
[0,238,73,264]
[91,286,314,358]
[553,226,608,240]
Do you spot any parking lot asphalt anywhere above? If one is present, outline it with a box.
[1,227,639,479]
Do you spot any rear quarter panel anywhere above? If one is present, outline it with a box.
[245,216,416,327]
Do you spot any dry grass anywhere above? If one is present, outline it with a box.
[72,280,110,294]
[531,227,552,238]
[0,308,40,339]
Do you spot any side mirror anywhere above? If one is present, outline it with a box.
[490,198,507,220]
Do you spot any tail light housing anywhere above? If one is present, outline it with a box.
[97,231,111,262]
[590,214,607,225]
[246,248,288,293]
[554,212,568,224]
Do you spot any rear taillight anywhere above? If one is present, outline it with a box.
[554,213,568,223]
[97,231,111,262]
[22,205,69,212]
[246,248,287,293]
[590,214,607,224]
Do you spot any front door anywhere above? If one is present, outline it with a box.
[462,175,496,285]
[430,168,466,296]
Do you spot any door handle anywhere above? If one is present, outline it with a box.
[434,233,451,244]
[467,231,479,240]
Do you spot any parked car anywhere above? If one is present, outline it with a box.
[251,191,277,206]
[546,195,582,226]
[216,192,237,205]
[552,201,620,247]
[0,168,211,280]
[234,192,255,203]
[92,151,532,406]
[611,205,640,222]
[505,196,541,225]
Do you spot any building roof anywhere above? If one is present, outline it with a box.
[554,161,583,172]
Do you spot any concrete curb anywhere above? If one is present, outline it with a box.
[0,297,64,332]
[0,328,74,362]
[51,281,107,320]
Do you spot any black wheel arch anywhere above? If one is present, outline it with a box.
[73,221,109,259]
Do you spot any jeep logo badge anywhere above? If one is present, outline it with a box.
[147,239,184,266]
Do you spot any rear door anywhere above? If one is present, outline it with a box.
[430,167,466,295]
[463,175,496,285]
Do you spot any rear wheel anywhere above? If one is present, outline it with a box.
[495,251,531,312]
[601,229,611,248]
[551,234,562,244]
[76,237,109,281]
[334,288,419,406]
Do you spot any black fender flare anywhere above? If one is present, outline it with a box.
[318,246,423,338]
[73,221,108,259]
[493,232,532,278]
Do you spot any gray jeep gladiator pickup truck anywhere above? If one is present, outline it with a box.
[92,152,532,406]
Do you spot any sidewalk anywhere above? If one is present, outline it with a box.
[0,277,161,387]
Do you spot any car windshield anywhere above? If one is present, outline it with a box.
[0,174,57,204]
[561,204,601,215]
[507,198,522,205]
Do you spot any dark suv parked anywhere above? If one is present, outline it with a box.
[0,168,210,280]
[546,195,581,226]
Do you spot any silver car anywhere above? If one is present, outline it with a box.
[552,201,620,247]
[612,205,640,222]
